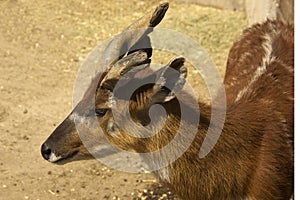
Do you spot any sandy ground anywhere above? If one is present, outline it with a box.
[0,0,247,199]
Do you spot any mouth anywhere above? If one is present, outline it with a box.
[48,150,79,164]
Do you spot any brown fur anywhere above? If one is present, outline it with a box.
[104,20,294,199]
[42,19,294,200]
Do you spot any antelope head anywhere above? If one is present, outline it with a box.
[40,3,190,163]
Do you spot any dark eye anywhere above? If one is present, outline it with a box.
[95,108,108,117]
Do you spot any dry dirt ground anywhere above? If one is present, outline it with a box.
[0,0,247,199]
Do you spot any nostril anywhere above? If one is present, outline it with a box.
[41,143,52,160]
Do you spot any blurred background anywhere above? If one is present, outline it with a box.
[0,0,293,199]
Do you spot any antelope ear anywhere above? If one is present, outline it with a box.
[152,57,187,103]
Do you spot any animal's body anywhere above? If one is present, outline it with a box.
[41,3,294,200]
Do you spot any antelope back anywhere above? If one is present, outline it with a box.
[224,20,294,105]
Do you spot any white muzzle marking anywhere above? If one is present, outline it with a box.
[48,153,62,162]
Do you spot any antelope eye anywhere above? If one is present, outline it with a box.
[95,108,108,117]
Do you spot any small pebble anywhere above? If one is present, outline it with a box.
[22,135,29,140]
[48,189,55,195]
